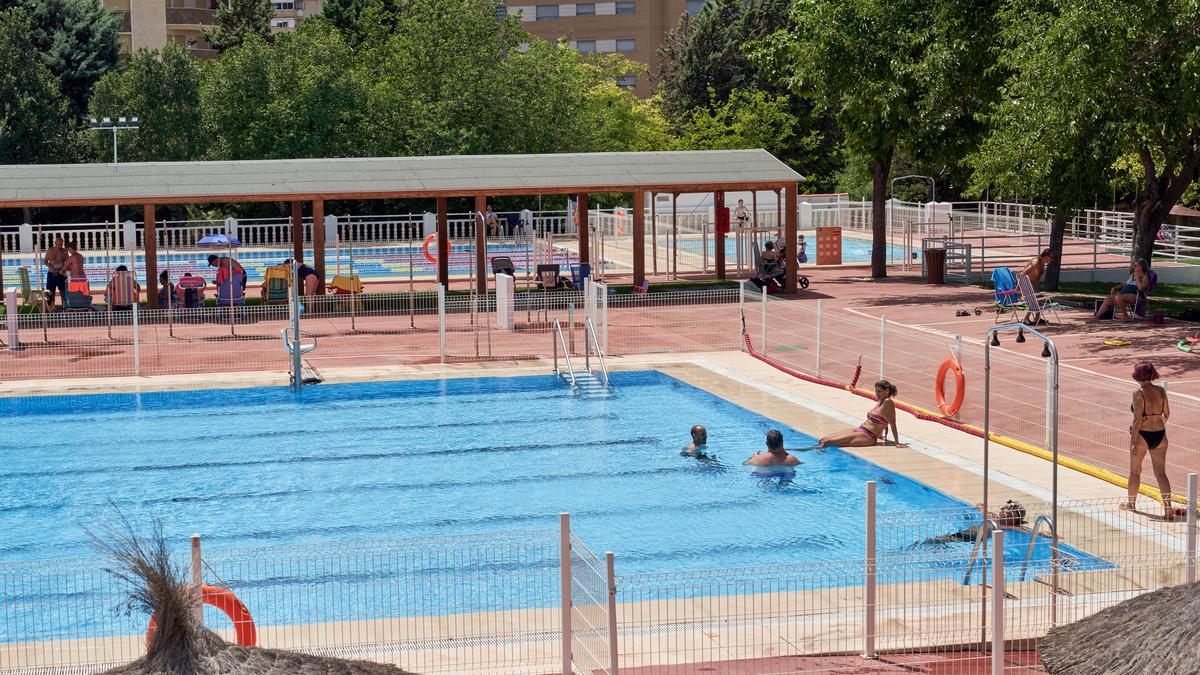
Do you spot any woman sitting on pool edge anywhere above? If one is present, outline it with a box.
[816,380,907,448]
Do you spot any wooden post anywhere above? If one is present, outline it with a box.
[437,197,449,287]
[312,199,325,294]
[632,191,646,287]
[144,204,159,309]
[577,193,590,270]
[475,194,488,295]
[785,184,798,293]
[714,191,726,280]
[291,201,304,260]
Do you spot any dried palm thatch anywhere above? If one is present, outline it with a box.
[1040,582,1200,675]
[91,514,416,675]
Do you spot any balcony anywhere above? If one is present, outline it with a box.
[166,7,216,26]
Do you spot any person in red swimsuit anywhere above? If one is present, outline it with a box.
[816,380,907,449]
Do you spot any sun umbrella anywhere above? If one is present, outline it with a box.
[1040,582,1200,674]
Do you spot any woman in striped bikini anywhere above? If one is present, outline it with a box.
[816,380,907,449]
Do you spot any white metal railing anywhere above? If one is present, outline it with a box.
[584,317,609,387]
[552,318,576,387]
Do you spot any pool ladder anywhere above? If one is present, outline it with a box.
[962,514,1060,585]
[552,317,611,394]
[281,327,319,388]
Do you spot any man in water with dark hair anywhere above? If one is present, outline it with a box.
[682,425,708,456]
[745,429,800,468]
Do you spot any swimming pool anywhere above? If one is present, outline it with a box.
[0,371,1105,638]
[678,236,919,263]
[0,243,580,289]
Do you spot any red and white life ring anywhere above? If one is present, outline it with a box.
[422,233,450,265]
[935,357,965,417]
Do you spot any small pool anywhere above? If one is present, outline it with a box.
[0,371,1106,639]
[678,235,919,263]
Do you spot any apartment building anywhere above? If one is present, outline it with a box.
[104,0,325,58]
[504,0,708,96]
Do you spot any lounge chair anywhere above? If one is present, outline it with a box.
[750,242,784,292]
[1016,273,1065,326]
[261,264,291,305]
[17,267,42,312]
[536,264,566,290]
[979,267,1024,323]
[1132,269,1159,319]
[328,274,363,312]
[177,274,206,308]
[217,271,246,307]
[570,264,589,288]
[105,271,140,311]
[64,279,93,311]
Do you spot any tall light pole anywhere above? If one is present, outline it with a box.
[89,116,140,248]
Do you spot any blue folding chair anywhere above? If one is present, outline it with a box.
[977,267,1024,323]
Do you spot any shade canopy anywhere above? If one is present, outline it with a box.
[0,150,804,208]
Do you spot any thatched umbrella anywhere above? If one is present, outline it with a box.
[93,518,416,675]
[1040,582,1200,675]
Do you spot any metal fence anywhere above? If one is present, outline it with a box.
[753,291,1200,498]
[2,487,1195,674]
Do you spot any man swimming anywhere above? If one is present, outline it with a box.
[682,425,708,456]
[745,430,801,468]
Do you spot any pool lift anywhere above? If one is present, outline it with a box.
[551,315,610,396]
[281,260,319,391]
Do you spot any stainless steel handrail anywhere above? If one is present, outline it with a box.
[552,319,576,387]
[962,517,1001,585]
[584,317,609,387]
[1019,515,1057,582]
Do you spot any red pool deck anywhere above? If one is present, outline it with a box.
[614,649,1043,674]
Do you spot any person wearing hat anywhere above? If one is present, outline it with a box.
[207,254,247,291]
[1022,248,1056,288]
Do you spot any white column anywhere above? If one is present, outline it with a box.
[990,530,1005,675]
[863,481,877,659]
[606,551,619,675]
[191,534,203,623]
[437,284,446,363]
[560,512,573,675]
[4,289,18,349]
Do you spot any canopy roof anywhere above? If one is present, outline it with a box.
[0,150,803,208]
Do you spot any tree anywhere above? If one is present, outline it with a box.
[320,0,405,46]
[658,0,789,117]
[201,24,367,160]
[89,42,205,162]
[204,0,274,52]
[0,7,80,164]
[976,0,1200,266]
[0,0,119,114]
[755,0,1001,277]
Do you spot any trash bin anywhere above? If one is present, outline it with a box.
[924,248,947,284]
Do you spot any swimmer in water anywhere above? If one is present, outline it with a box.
[745,430,800,468]
[682,425,708,456]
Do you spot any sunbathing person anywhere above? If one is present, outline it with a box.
[817,380,907,448]
[1091,259,1150,321]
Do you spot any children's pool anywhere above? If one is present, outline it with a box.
[0,371,1105,638]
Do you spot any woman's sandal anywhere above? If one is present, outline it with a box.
[1119,500,1136,511]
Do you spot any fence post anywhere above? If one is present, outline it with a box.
[606,551,619,675]
[954,334,962,367]
[864,480,877,659]
[4,289,18,349]
[1188,473,1197,585]
[815,299,823,378]
[132,303,140,376]
[437,284,446,364]
[760,288,766,353]
[991,529,1005,675]
[560,513,573,675]
[1044,356,1053,448]
[878,315,886,380]
[191,534,203,624]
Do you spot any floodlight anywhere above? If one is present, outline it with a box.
[101,116,111,125]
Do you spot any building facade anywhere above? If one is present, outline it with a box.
[504,0,707,97]
[104,0,327,58]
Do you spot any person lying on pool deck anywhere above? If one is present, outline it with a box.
[922,500,1027,544]
[682,424,708,456]
[816,380,907,448]
[745,430,800,468]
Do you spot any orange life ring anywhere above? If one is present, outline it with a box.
[146,585,256,648]
[422,233,449,265]
[935,356,965,417]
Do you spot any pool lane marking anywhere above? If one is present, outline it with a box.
[689,358,1189,552]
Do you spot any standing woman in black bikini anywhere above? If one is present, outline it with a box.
[1124,361,1175,519]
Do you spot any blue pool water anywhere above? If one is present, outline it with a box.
[0,371,1106,638]
[679,236,919,263]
